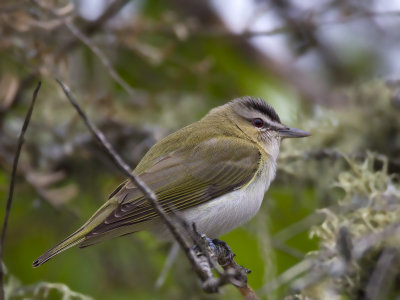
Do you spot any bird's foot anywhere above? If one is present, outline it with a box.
[190,223,251,274]
[210,238,235,267]
[211,239,251,275]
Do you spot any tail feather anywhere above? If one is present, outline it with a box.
[78,229,137,249]
[32,201,116,267]
[32,233,85,267]
[78,220,152,249]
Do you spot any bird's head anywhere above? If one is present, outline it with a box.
[206,97,310,156]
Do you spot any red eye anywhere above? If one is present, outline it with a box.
[252,118,264,128]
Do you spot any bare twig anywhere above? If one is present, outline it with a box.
[272,240,304,259]
[261,259,313,293]
[115,24,288,39]
[0,81,41,300]
[33,0,143,106]
[56,79,214,285]
[56,79,258,298]
[155,242,180,289]
[0,147,79,217]
[272,211,325,244]
[59,0,130,52]
[0,72,39,129]
[115,9,400,40]
[64,21,145,106]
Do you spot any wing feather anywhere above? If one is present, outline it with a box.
[85,138,261,239]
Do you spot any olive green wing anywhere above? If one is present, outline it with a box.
[84,137,261,241]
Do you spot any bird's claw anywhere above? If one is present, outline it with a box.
[211,238,235,267]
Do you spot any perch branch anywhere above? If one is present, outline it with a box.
[56,80,257,297]
[0,82,41,300]
[55,79,205,278]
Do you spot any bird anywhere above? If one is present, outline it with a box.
[33,96,310,267]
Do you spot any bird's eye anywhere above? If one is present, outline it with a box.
[252,118,264,128]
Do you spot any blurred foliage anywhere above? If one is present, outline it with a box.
[1,0,400,299]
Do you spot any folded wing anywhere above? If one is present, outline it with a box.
[83,137,261,243]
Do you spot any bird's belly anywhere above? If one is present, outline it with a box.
[180,174,269,238]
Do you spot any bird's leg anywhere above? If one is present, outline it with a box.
[190,223,214,255]
[211,239,235,267]
[210,238,251,288]
[191,222,251,272]
[210,239,251,275]
[199,236,251,275]
[189,223,251,289]
[190,224,232,267]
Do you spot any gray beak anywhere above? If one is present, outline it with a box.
[278,127,311,138]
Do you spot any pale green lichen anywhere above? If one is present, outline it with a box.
[296,153,400,299]
[10,282,93,300]
[3,265,92,300]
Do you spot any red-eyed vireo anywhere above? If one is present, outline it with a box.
[33,97,310,267]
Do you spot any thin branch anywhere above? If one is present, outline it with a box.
[59,0,130,52]
[0,147,79,218]
[260,259,313,294]
[271,210,325,244]
[114,10,400,40]
[115,24,288,39]
[36,0,143,105]
[271,240,304,259]
[56,79,259,298]
[63,21,145,106]
[55,79,211,283]
[155,242,180,289]
[0,81,41,300]
[0,71,39,129]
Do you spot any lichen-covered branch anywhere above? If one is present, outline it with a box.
[282,153,400,299]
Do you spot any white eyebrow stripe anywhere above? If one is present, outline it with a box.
[264,119,283,128]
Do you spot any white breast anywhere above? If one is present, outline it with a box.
[180,162,276,238]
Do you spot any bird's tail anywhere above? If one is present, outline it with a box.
[32,201,116,267]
